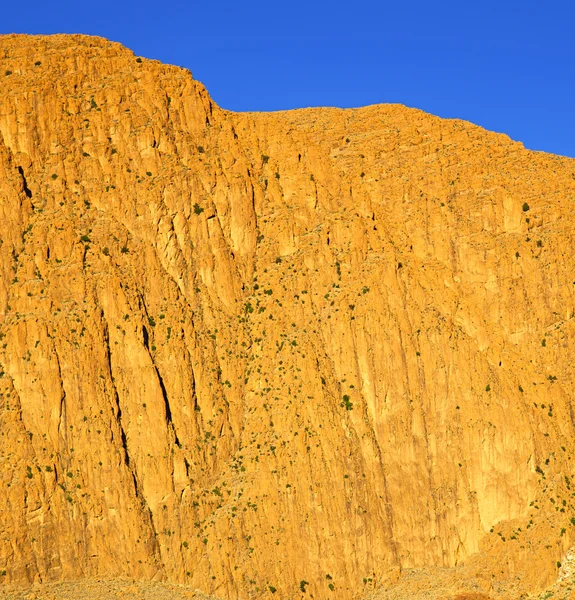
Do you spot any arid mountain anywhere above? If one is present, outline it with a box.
[1,34,575,600]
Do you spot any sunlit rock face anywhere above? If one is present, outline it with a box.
[1,33,575,600]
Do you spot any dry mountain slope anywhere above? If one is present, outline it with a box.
[1,34,575,600]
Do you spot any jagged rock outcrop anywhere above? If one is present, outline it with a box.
[1,34,575,599]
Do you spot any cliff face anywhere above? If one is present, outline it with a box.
[1,34,575,599]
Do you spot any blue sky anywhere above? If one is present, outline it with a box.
[2,0,575,157]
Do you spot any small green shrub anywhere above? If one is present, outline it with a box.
[522,202,530,212]
[341,395,353,411]
[193,203,204,215]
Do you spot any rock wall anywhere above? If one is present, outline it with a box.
[1,34,575,599]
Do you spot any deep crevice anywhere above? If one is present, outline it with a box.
[154,364,181,447]
[141,312,181,446]
[102,318,132,471]
[100,313,155,530]
[115,396,131,468]
[17,166,32,198]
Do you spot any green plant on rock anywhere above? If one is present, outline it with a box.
[341,395,353,411]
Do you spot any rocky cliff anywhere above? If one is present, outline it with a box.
[1,34,575,600]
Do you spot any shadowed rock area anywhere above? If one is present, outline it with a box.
[1,34,575,600]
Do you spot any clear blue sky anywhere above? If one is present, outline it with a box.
[2,0,575,158]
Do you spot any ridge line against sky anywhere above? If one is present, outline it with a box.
[2,0,574,158]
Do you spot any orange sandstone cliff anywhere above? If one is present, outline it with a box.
[1,34,575,600]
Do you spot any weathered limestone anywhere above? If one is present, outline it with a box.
[1,34,575,599]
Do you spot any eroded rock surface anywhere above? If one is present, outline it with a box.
[1,34,575,599]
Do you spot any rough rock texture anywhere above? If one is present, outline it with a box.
[0,579,222,600]
[1,34,575,600]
